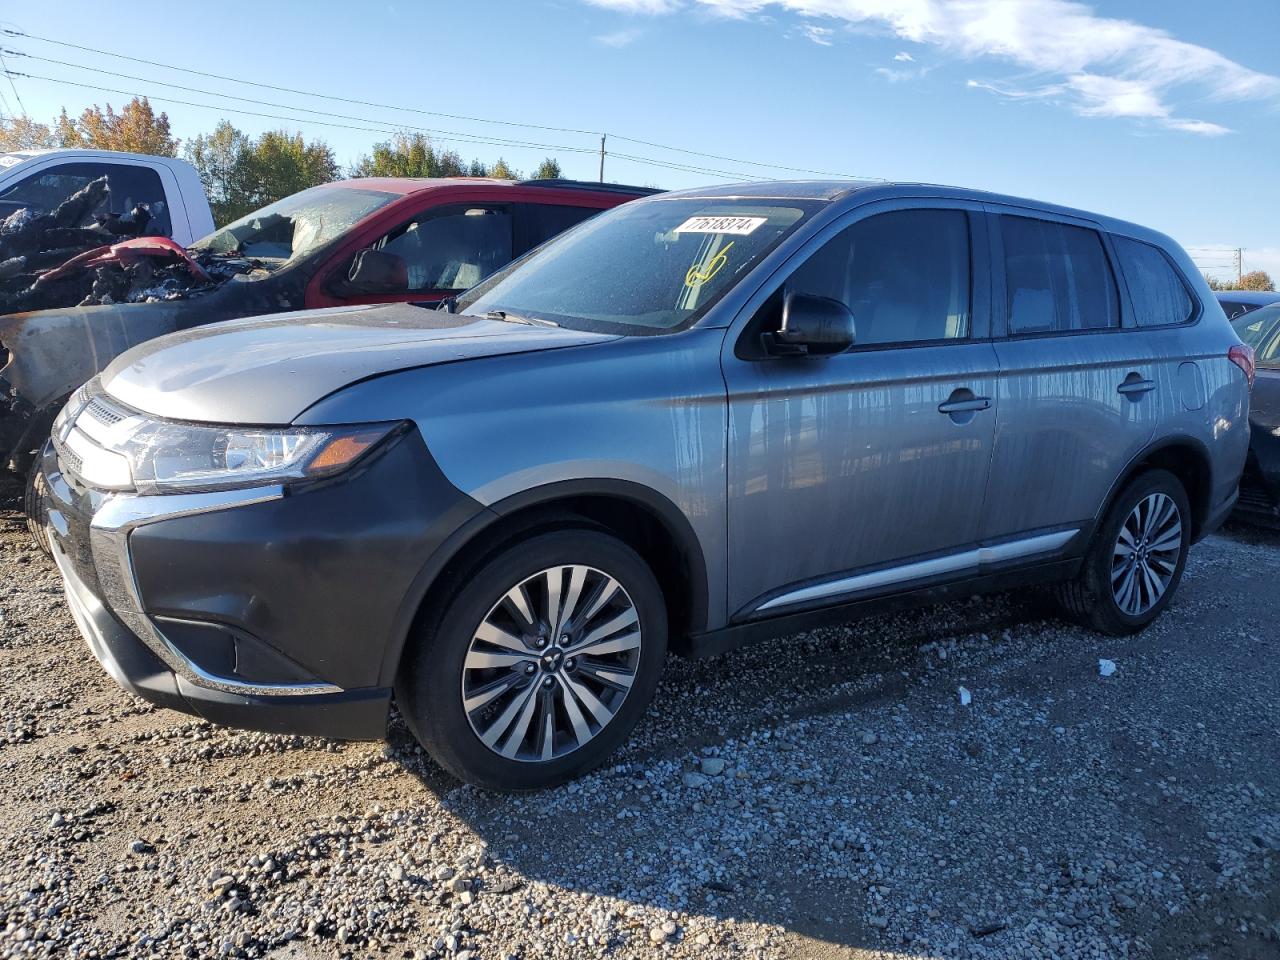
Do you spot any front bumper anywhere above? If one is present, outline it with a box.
[42,423,484,739]
[50,535,391,737]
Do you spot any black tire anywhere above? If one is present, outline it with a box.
[24,467,51,558]
[1057,468,1191,636]
[397,528,667,791]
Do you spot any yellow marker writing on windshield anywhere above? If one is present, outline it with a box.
[685,240,734,288]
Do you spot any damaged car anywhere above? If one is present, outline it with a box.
[2,176,656,545]
[0,148,214,314]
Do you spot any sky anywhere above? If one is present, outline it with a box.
[1,0,1277,280]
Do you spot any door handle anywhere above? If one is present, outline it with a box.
[1117,378,1156,396]
[938,396,992,414]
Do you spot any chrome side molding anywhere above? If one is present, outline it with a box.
[753,528,1079,614]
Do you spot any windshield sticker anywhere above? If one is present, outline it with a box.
[685,241,734,288]
[0,155,22,169]
[673,215,767,236]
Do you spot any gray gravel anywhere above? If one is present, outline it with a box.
[1,478,1277,959]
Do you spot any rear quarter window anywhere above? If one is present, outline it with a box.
[1112,236,1195,327]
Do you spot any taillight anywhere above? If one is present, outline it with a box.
[1229,344,1255,389]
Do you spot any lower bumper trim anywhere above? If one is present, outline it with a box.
[52,539,391,740]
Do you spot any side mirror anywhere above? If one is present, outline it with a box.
[762,291,855,357]
[344,248,408,294]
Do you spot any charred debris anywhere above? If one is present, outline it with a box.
[0,177,256,314]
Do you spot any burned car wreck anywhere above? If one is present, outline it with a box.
[0,175,166,314]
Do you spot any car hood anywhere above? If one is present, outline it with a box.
[101,302,619,424]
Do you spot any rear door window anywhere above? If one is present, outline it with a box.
[787,208,971,345]
[0,162,171,235]
[1002,216,1119,334]
[1112,236,1194,327]
[520,203,602,252]
[377,205,513,292]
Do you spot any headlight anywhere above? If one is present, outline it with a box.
[98,419,400,494]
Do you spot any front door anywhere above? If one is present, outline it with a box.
[722,204,999,617]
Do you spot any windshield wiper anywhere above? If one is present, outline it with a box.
[483,309,559,327]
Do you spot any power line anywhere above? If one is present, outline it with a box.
[1,26,876,181]
[0,28,602,139]
[4,69,772,181]
[0,48,25,116]
[2,53,604,155]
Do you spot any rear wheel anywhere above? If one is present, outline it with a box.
[1057,469,1190,635]
[397,529,667,790]
[24,467,51,558]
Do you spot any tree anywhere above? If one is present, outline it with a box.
[532,157,563,179]
[240,130,337,209]
[60,98,179,156]
[185,121,254,224]
[0,116,56,150]
[352,132,492,179]
[1237,270,1275,292]
[489,157,518,180]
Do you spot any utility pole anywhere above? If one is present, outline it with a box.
[599,135,606,183]
[1237,248,1243,284]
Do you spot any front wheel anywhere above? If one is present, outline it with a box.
[1057,469,1190,635]
[397,529,668,790]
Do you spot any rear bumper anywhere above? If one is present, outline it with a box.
[51,533,392,738]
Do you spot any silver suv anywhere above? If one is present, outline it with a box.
[41,181,1252,789]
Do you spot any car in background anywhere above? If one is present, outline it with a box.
[1216,289,1280,320]
[41,180,1250,789]
[0,148,215,252]
[4,177,656,543]
[1229,303,1280,525]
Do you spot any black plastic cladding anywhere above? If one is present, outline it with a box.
[127,429,485,690]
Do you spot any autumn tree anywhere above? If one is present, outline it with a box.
[1237,270,1275,292]
[58,98,179,156]
[0,116,56,150]
[531,157,563,179]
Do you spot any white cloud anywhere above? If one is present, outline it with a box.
[595,27,644,46]
[893,51,915,62]
[800,23,834,45]
[583,0,1280,134]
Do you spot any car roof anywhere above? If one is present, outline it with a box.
[319,177,656,197]
[1215,290,1280,305]
[642,179,1180,248]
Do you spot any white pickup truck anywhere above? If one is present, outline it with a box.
[0,148,214,245]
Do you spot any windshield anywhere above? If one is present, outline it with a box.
[1233,304,1280,363]
[456,198,821,333]
[191,185,397,263]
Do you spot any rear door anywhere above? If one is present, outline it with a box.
[980,208,1164,544]
[515,202,606,256]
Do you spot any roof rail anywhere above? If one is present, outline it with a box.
[515,178,662,196]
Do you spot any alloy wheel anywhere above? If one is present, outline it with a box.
[1111,492,1182,617]
[460,565,642,763]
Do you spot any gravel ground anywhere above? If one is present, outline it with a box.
[0,478,1277,960]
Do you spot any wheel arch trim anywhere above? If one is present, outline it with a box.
[378,478,710,687]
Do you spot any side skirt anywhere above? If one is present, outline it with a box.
[676,558,1082,660]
